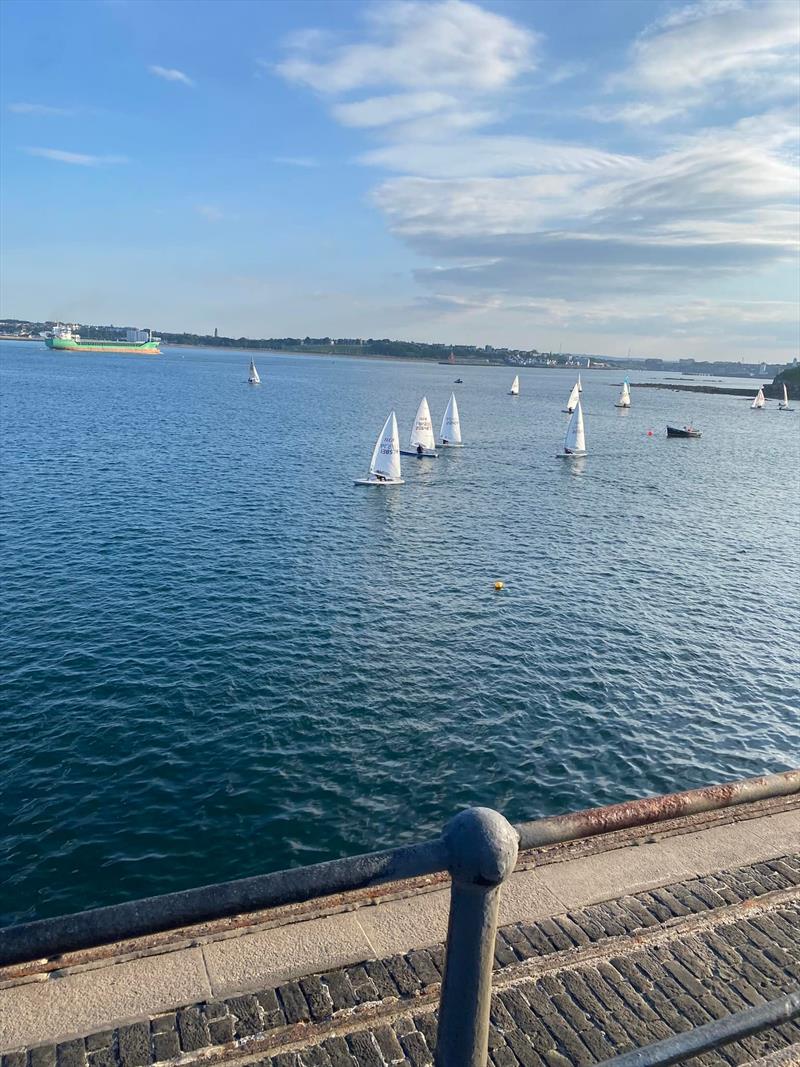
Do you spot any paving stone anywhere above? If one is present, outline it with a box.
[345,965,379,1004]
[176,1007,210,1053]
[203,1001,228,1022]
[151,1030,179,1063]
[84,1034,113,1053]
[3,1055,26,1067]
[149,1016,176,1036]
[505,1031,546,1067]
[320,1037,355,1067]
[491,1046,518,1067]
[384,954,421,996]
[550,914,591,946]
[322,969,358,1011]
[30,1049,57,1067]
[495,933,519,967]
[344,1033,383,1067]
[537,918,575,952]
[271,1055,299,1067]
[372,1024,405,1063]
[299,1048,332,1067]
[397,1031,432,1067]
[207,1017,234,1045]
[278,981,311,1023]
[412,1013,437,1052]
[118,1023,150,1067]
[300,975,334,1021]
[256,988,286,1028]
[363,959,399,1000]
[56,1042,86,1067]
[86,1051,115,1067]
[225,993,263,1037]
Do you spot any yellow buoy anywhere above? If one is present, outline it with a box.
[494,581,505,591]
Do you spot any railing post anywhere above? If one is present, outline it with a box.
[435,807,519,1067]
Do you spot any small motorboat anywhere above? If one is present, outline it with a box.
[666,425,702,438]
[454,378,464,384]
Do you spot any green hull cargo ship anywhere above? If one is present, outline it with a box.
[45,326,161,354]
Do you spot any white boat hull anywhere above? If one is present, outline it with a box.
[439,442,463,448]
[557,450,587,459]
[354,477,404,486]
[400,449,438,458]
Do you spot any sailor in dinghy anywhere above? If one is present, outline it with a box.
[355,412,404,486]
[778,385,794,411]
[400,397,438,457]
[563,381,580,413]
[248,360,261,385]
[439,392,463,447]
[557,398,587,458]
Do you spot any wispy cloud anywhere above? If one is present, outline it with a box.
[149,65,195,87]
[24,147,128,166]
[272,156,319,167]
[8,102,75,117]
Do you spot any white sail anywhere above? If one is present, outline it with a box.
[510,375,520,395]
[409,397,436,451]
[616,380,631,407]
[577,373,582,393]
[440,392,462,444]
[248,360,260,384]
[564,399,586,454]
[752,388,765,409]
[369,412,402,481]
[779,384,789,408]
[565,382,580,411]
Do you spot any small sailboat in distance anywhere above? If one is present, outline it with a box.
[440,392,462,447]
[563,381,580,413]
[558,398,587,457]
[778,384,794,411]
[751,387,765,410]
[247,360,261,385]
[401,397,438,457]
[355,412,404,486]
[510,374,520,396]
[577,373,582,393]
[615,378,631,408]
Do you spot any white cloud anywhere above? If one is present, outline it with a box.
[24,147,128,166]
[332,91,458,128]
[624,0,799,95]
[277,0,537,93]
[8,102,74,117]
[149,65,195,87]
[195,204,225,222]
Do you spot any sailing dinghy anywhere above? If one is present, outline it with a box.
[558,398,587,458]
[247,360,261,385]
[440,393,463,447]
[615,379,631,408]
[563,381,580,413]
[510,375,520,396]
[751,387,765,410]
[355,412,404,485]
[778,385,794,411]
[577,373,583,393]
[401,397,438,457]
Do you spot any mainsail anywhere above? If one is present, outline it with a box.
[440,393,462,444]
[565,382,580,412]
[510,375,520,396]
[752,388,765,409]
[409,397,436,451]
[248,361,260,384]
[577,373,582,393]
[564,399,586,454]
[616,380,631,407]
[369,412,402,480]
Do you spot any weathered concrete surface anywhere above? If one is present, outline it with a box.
[1,796,798,1055]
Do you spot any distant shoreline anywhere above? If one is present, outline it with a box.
[633,381,767,398]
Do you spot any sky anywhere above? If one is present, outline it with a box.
[1,0,798,361]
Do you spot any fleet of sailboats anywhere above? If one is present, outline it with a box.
[355,411,404,486]
[401,397,438,457]
[510,375,520,396]
[751,387,765,410]
[615,378,631,408]
[440,392,463,447]
[247,360,261,385]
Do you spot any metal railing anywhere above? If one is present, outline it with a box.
[1,768,798,1066]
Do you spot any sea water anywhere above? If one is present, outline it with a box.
[1,341,798,923]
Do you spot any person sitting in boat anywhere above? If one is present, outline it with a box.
[416,443,424,455]
[442,438,449,446]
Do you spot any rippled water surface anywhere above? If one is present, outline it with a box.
[1,341,798,924]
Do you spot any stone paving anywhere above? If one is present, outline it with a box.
[4,852,799,1067]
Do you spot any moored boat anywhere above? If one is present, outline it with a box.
[666,425,702,438]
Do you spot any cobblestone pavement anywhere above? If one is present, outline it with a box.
[4,853,798,1067]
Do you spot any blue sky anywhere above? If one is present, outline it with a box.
[1,0,798,360]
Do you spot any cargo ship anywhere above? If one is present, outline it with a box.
[45,326,161,354]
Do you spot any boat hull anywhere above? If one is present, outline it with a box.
[399,449,438,458]
[557,450,587,458]
[439,442,463,448]
[354,478,404,486]
[666,426,702,438]
[46,338,161,354]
